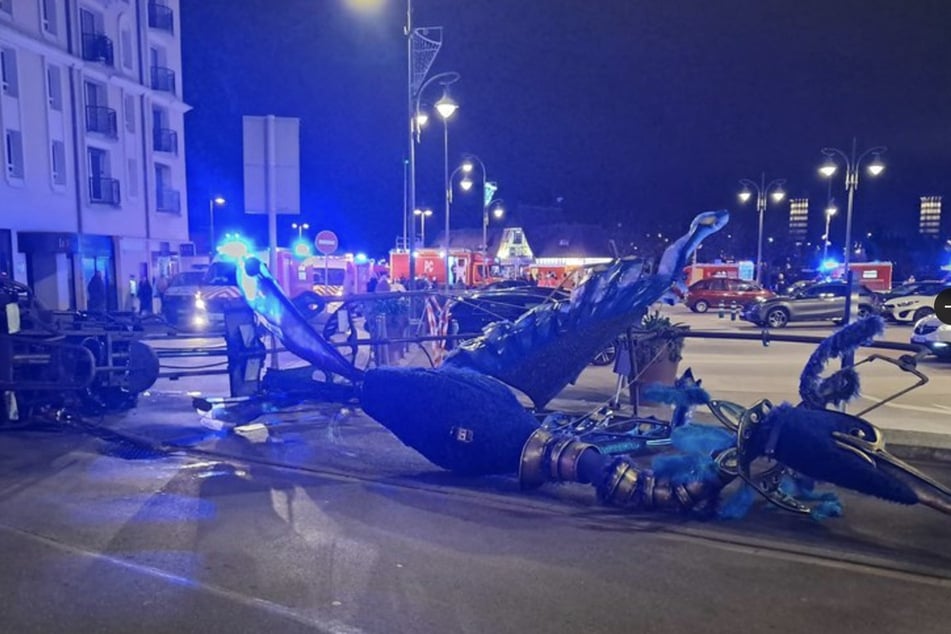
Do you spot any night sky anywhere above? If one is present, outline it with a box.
[181,0,950,261]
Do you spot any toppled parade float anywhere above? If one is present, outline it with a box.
[218,209,950,521]
[0,277,160,423]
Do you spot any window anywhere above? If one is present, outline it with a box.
[0,0,11,17]
[1,47,18,97]
[51,140,66,185]
[41,0,57,35]
[85,80,106,107]
[124,95,135,133]
[127,158,138,197]
[5,130,24,179]
[121,29,132,69]
[46,65,62,110]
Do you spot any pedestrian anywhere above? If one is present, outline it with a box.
[156,273,169,298]
[138,275,153,315]
[87,270,106,313]
[376,272,391,292]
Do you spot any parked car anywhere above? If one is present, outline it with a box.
[742,280,881,328]
[876,279,943,302]
[447,287,570,338]
[445,286,618,364]
[684,277,773,313]
[881,281,947,324]
[910,314,951,359]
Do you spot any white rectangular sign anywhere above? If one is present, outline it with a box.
[242,115,300,215]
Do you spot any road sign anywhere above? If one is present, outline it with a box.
[315,230,338,255]
[242,116,300,215]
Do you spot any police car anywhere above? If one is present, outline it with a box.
[910,314,951,359]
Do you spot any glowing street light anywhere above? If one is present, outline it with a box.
[208,196,226,254]
[413,208,433,246]
[737,173,786,284]
[483,197,505,261]
[818,138,886,326]
[291,221,310,239]
[822,203,837,262]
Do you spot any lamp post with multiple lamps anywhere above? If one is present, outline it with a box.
[821,203,837,263]
[457,154,503,263]
[208,196,226,255]
[818,139,886,328]
[738,174,786,284]
[412,72,460,288]
[413,208,433,246]
[291,222,310,240]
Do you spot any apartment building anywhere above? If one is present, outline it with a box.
[0,0,189,310]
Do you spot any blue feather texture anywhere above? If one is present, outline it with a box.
[799,316,884,409]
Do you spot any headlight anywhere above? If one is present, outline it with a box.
[195,295,207,311]
[192,315,208,328]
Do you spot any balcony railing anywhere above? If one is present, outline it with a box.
[148,1,174,34]
[153,128,178,154]
[150,66,176,94]
[81,33,114,67]
[85,105,118,137]
[156,187,181,213]
[89,177,121,206]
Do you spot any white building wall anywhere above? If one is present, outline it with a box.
[0,0,190,310]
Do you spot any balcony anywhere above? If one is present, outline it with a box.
[153,128,178,154]
[150,66,176,95]
[89,177,121,206]
[148,2,174,34]
[85,105,118,138]
[81,33,114,67]
[156,187,181,213]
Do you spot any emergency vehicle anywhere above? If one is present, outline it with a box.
[162,246,372,332]
[825,261,893,292]
[683,262,756,286]
[389,249,496,287]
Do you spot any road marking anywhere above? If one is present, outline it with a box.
[0,522,366,634]
[860,393,951,416]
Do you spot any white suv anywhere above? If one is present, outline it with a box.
[882,281,947,324]
[911,315,951,359]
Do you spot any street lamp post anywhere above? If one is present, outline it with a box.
[821,204,837,263]
[208,196,226,254]
[458,155,500,262]
[435,89,459,289]
[413,208,432,246]
[819,138,886,327]
[483,199,504,266]
[291,222,310,240]
[738,173,786,284]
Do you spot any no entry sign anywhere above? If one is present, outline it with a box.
[314,230,338,255]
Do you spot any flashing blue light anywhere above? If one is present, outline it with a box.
[216,236,252,261]
[292,239,312,259]
[354,252,368,264]
[819,258,840,272]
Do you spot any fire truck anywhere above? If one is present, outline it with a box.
[162,247,371,332]
[683,262,756,285]
[389,249,496,287]
[825,261,893,292]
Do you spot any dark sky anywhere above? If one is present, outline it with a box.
[181,0,950,258]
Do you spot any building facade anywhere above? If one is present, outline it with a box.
[0,0,189,310]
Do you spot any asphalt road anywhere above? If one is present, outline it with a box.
[3,303,951,633]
